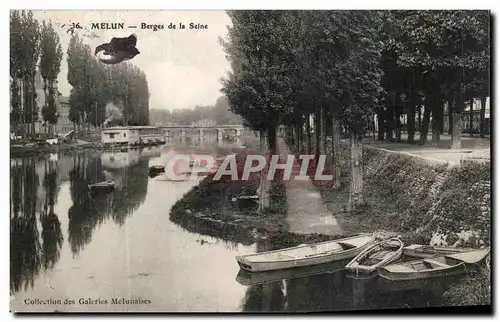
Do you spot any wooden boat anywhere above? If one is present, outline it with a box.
[403,244,474,259]
[235,234,374,272]
[236,259,350,286]
[377,248,490,281]
[148,165,165,173]
[88,180,115,190]
[345,237,403,274]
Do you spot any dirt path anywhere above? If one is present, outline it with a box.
[276,138,342,236]
[364,136,490,165]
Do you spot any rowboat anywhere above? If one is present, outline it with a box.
[88,180,115,197]
[235,234,374,272]
[88,180,115,190]
[236,259,350,286]
[345,237,403,274]
[377,248,490,281]
[403,244,474,259]
[148,165,165,174]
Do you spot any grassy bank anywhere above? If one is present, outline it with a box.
[288,138,491,306]
[169,139,335,247]
[307,144,491,247]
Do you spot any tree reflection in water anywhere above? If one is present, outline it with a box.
[40,161,63,270]
[108,158,149,226]
[67,151,149,256]
[10,157,42,293]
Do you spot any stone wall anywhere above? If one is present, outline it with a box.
[360,146,491,246]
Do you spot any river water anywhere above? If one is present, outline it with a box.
[10,137,453,312]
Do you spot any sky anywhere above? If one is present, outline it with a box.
[32,10,232,111]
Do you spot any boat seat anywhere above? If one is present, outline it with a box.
[423,258,449,268]
[369,250,391,261]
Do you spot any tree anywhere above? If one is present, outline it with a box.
[390,10,490,148]
[40,20,63,133]
[10,11,41,136]
[10,11,23,135]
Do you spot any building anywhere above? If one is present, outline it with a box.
[443,97,490,134]
[191,119,216,127]
[56,96,74,134]
[101,126,165,146]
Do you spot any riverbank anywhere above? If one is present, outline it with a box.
[296,138,491,306]
[10,141,102,158]
[169,139,337,246]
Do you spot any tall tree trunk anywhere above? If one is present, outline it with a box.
[295,124,302,153]
[306,114,312,155]
[419,105,431,145]
[259,128,267,151]
[431,94,442,146]
[332,117,341,189]
[18,78,24,136]
[480,96,487,138]
[30,77,36,136]
[469,98,474,136]
[267,126,277,155]
[450,94,463,149]
[347,132,364,211]
[321,107,327,154]
[440,101,445,134]
[314,107,320,161]
[417,105,422,135]
[287,126,294,145]
[395,110,402,141]
[300,119,306,154]
[385,103,394,141]
[447,101,453,135]
[371,114,376,140]
[407,102,416,143]
[377,111,384,141]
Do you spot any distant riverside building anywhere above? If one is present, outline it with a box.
[191,119,216,127]
[56,96,74,134]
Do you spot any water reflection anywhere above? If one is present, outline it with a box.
[67,152,150,255]
[40,162,63,270]
[10,157,42,293]
[239,242,449,312]
[10,149,154,293]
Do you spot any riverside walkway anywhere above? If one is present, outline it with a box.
[276,138,342,236]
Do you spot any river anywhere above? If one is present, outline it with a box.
[10,138,454,312]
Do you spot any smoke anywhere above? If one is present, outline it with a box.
[103,102,124,126]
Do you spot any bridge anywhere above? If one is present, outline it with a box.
[157,125,245,142]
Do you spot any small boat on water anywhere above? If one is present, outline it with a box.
[88,180,115,197]
[403,244,474,259]
[236,259,350,286]
[88,180,115,190]
[148,165,165,173]
[377,248,490,281]
[345,237,403,274]
[235,234,374,272]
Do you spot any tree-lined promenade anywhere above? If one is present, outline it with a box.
[220,10,490,211]
[10,10,150,137]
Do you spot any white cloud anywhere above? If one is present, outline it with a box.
[32,10,231,111]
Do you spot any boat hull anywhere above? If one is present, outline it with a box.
[377,263,468,281]
[236,259,350,286]
[403,245,474,259]
[344,238,404,274]
[236,247,365,272]
[236,234,374,272]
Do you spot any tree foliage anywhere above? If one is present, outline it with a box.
[67,34,150,129]
[40,20,63,127]
[149,95,242,125]
[10,10,42,135]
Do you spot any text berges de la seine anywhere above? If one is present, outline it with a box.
[90,22,208,31]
